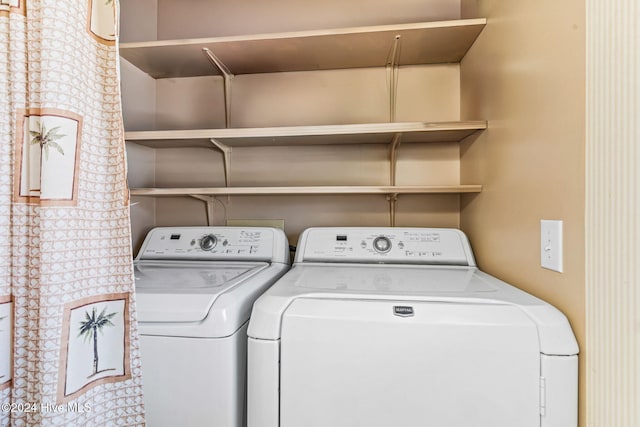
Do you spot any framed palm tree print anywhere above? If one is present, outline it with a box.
[58,293,131,402]
[13,109,82,206]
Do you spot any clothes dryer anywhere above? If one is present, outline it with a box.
[134,227,289,427]
[248,227,578,427]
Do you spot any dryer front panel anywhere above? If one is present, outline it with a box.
[280,298,541,427]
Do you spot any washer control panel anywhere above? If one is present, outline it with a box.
[296,227,475,266]
[137,227,283,261]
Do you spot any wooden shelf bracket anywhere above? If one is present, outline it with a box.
[209,138,232,188]
[386,35,402,122]
[387,193,399,227]
[190,195,216,225]
[388,132,402,186]
[203,48,234,128]
[388,132,402,226]
[209,138,233,205]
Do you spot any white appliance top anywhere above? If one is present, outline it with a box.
[135,261,268,322]
[248,227,579,356]
[134,227,290,337]
[294,227,476,266]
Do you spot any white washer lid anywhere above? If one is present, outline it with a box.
[248,264,579,356]
[135,261,268,323]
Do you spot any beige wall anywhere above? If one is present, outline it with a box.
[126,143,156,254]
[153,66,460,130]
[120,56,158,253]
[156,0,461,39]
[120,0,157,42]
[460,0,586,425]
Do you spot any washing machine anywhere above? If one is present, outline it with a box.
[134,226,290,427]
[247,227,579,427]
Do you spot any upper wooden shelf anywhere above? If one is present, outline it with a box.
[130,185,482,197]
[125,121,487,148]
[120,19,486,78]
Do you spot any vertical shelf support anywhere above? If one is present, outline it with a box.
[388,133,402,227]
[386,35,402,123]
[190,195,215,226]
[387,193,399,227]
[202,48,234,128]
[388,133,402,186]
[209,138,232,188]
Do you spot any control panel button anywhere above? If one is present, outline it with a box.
[200,234,218,251]
[373,236,392,253]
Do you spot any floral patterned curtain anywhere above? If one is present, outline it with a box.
[0,0,145,425]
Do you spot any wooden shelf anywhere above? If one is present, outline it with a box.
[122,17,487,226]
[130,185,482,197]
[120,19,486,78]
[125,121,487,148]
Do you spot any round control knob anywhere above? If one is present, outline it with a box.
[373,236,392,253]
[200,234,218,251]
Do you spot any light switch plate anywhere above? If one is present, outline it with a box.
[541,220,563,272]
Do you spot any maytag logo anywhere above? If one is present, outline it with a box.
[393,306,414,317]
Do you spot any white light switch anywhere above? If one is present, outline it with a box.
[541,220,563,272]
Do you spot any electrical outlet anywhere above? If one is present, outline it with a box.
[541,220,563,273]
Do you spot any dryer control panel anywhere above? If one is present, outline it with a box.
[295,227,476,266]
[136,227,289,263]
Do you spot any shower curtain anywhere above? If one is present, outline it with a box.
[0,0,145,425]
